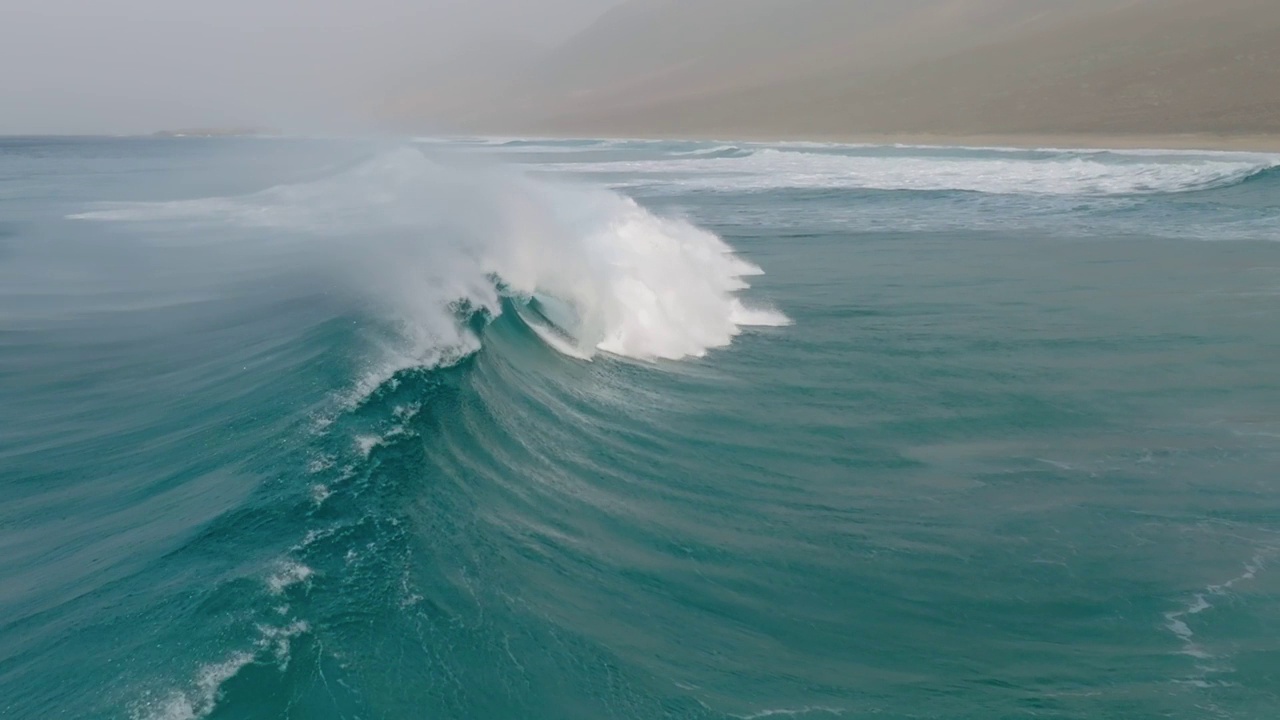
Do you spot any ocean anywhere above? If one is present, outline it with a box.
[2,136,1279,719]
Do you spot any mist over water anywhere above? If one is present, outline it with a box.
[3,136,1280,720]
[0,0,625,134]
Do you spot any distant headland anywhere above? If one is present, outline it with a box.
[151,127,275,138]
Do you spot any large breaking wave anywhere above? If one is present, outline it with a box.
[72,146,787,368]
[60,144,789,719]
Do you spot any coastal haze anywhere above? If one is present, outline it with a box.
[0,0,623,135]
[461,0,1280,144]
[5,0,1279,144]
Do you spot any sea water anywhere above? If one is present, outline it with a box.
[2,136,1279,719]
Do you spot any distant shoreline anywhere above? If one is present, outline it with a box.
[511,130,1280,154]
[778,133,1280,154]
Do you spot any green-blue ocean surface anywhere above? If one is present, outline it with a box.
[2,136,1279,719]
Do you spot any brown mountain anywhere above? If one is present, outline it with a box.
[406,0,1280,141]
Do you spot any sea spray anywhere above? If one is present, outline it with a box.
[73,146,787,365]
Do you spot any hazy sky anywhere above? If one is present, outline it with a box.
[0,0,620,135]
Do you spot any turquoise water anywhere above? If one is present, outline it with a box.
[2,136,1279,719]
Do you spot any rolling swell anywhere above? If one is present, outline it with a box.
[129,300,788,720]
[154,308,704,718]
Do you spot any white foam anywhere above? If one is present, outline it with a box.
[354,425,409,458]
[555,147,1278,196]
[1163,551,1273,667]
[310,484,332,505]
[292,527,338,552]
[133,653,254,720]
[306,454,335,474]
[72,146,785,364]
[392,403,422,420]
[518,307,596,361]
[266,561,314,595]
[256,620,310,669]
[736,707,845,720]
[353,434,382,458]
[671,145,750,159]
[493,184,786,359]
[133,619,313,720]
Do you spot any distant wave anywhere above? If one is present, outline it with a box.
[484,138,612,153]
[670,145,754,159]
[550,145,1280,197]
[1236,164,1280,188]
[497,138,607,148]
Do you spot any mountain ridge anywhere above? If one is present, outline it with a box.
[391,0,1280,140]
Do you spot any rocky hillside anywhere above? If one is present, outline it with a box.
[395,0,1280,138]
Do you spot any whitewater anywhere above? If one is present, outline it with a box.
[71,147,786,364]
[2,136,1279,720]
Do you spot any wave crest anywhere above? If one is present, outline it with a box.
[71,146,786,365]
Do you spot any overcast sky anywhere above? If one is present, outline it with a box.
[0,0,621,135]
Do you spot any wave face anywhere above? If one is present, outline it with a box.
[4,136,1280,720]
